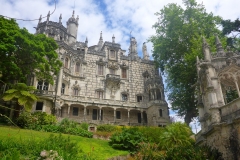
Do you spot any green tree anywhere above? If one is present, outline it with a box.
[2,83,37,119]
[221,18,240,51]
[150,0,224,124]
[0,17,62,85]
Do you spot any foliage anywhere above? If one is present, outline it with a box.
[159,122,194,149]
[149,0,224,124]
[109,127,146,153]
[138,126,165,143]
[16,111,57,128]
[97,124,117,132]
[2,83,37,111]
[80,122,89,131]
[0,17,62,85]
[221,18,240,51]
[134,142,165,160]
[226,88,239,103]
[64,127,93,138]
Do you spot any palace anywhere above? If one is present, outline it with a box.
[32,11,170,126]
[196,36,240,159]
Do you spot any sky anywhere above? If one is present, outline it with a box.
[1,0,240,133]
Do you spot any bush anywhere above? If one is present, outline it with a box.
[16,111,57,129]
[109,127,146,152]
[97,124,117,132]
[80,122,89,131]
[138,126,165,143]
[64,127,93,138]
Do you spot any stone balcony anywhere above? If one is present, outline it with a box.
[106,74,121,88]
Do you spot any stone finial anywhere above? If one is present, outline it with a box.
[99,31,103,40]
[72,10,75,18]
[59,14,62,23]
[215,34,225,56]
[47,11,50,22]
[112,34,115,43]
[142,42,149,60]
[202,37,211,62]
[76,15,79,22]
[38,15,42,24]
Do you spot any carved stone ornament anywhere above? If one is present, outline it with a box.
[142,70,150,78]
[96,58,107,66]
[120,62,129,69]
[107,61,119,69]
[71,81,81,90]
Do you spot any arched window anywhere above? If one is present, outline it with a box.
[61,83,65,94]
[64,57,69,68]
[75,62,80,72]
[159,109,163,117]
[37,81,43,90]
[43,82,49,90]
[156,89,161,100]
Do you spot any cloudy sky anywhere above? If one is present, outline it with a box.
[1,0,240,132]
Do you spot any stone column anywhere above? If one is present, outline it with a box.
[233,76,240,97]
[57,67,63,96]
[114,108,116,123]
[84,106,86,121]
[128,110,130,124]
[68,105,70,117]
[99,108,102,121]
[141,111,143,124]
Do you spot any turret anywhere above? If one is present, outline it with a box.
[67,10,79,44]
[59,14,62,24]
[215,35,225,56]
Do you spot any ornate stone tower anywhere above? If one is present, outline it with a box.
[67,10,79,44]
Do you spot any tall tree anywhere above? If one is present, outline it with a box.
[221,18,240,51]
[150,0,224,125]
[0,17,62,85]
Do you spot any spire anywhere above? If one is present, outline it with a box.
[112,34,115,43]
[202,37,211,62]
[76,15,79,22]
[215,35,225,56]
[85,37,88,47]
[59,14,62,23]
[38,15,42,24]
[98,31,103,49]
[47,11,50,23]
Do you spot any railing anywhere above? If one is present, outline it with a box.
[221,98,240,118]
[221,108,240,123]
[35,90,55,96]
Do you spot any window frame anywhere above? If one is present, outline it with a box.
[116,110,121,119]
[121,68,127,78]
[122,94,128,101]
[72,107,79,116]
[98,65,104,75]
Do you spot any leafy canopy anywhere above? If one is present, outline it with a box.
[0,17,62,84]
[150,0,224,124]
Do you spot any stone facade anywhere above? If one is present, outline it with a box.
[32,11,170,127]
[196,36,240,159]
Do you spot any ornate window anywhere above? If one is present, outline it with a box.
[73,107,79,116]
[122,94,128,101]
[122,68,127,78]
[61,83,65,94]
[110,50,115,58]
[159,109,163,117]
[37,81,48,91]
[96,91,103,99]
[64,57,69,68]
[73,88,79,96]
[98,65,104,75]
[116,111,121,119]
[75,62,80,73]
[156,89,161,100]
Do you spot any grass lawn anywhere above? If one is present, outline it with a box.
[0,126,129,160]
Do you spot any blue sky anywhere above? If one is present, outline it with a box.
[1,0,240,132]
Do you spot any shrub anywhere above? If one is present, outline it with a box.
[138,126,165,143]
[64,127,93,138]
[109,127,146,152]
[97,124,117,132]
[80,122,89,131]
